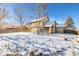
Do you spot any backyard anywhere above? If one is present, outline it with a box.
[0,32,79,56]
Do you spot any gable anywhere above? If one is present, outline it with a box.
[29,16,49,28]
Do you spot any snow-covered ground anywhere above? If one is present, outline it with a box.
[0,32,79,56]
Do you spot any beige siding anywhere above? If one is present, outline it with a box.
[48,27,52,34]
[56,27,64,33]
[52,27,56,33]
[77,30,79,35]
[30,21,41,27]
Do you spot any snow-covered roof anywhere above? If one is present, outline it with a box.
[30,16,48,22]
[44,21,55,27]
[44,22,65,27]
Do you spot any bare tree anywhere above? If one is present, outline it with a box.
[0,3,9,31]
[29,3,48,19]
[14,4,25,31]
[0,3,8,23]
[36,3,48,18]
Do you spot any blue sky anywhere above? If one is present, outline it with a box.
[3,3,79,28]
[48,3,79,28]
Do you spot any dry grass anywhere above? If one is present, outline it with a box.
[0,26,30,33]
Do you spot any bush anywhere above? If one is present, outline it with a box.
[37,27,48,35]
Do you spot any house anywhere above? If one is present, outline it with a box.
[26,16,49,33]
[29,16,49,28]
[26,16,65,34]
[43,22,65,34]
[26,16,77,34]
